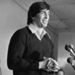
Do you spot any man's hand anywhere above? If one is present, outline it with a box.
[39,57,60,72]
[46,58,60,72]
[39,57,49,69]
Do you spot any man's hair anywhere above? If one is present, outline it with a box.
[27,1,50,25]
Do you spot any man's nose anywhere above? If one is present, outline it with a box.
[45,13,49,19]
[45,15,48,19]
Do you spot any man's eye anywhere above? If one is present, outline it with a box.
[40,12,44,15]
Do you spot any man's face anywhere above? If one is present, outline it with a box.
[33,9,50,28]
[39,9,50,27]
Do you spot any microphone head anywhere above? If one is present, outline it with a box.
[67,57,72,64]
[65,44,70,52]
[65,44,74,52]
[65,44,69,51]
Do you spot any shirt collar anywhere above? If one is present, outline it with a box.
[28,24,47,40]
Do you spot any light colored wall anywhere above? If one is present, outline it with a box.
[58,32,75,75]
[0,0,27,75]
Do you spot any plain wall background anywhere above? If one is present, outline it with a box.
[0,0,27,75]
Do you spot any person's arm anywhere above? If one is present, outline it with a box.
[7,30,39,71]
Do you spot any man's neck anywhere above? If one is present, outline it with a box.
[28,24,47,40]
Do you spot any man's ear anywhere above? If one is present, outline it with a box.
[32,16,37,23]
[32,16,36,20]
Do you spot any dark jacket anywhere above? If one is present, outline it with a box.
[7,26,54,75]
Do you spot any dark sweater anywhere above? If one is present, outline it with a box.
[7,26,54,75]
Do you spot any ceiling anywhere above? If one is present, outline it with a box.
[46,0,75,33]
[12,0,75,33]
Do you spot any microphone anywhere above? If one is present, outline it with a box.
[67,57,75,69]
[65,44,75,57]
[67,57,72,64]
[65,44,75,70]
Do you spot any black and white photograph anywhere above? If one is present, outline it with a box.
[0,0,75,75]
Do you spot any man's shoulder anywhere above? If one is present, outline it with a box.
[15,26,29,35]
[18,26,28,32]
[11,26,29,39]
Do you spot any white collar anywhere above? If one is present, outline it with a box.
[28,24,47,40]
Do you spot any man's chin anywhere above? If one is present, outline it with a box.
[43,24,47,27]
